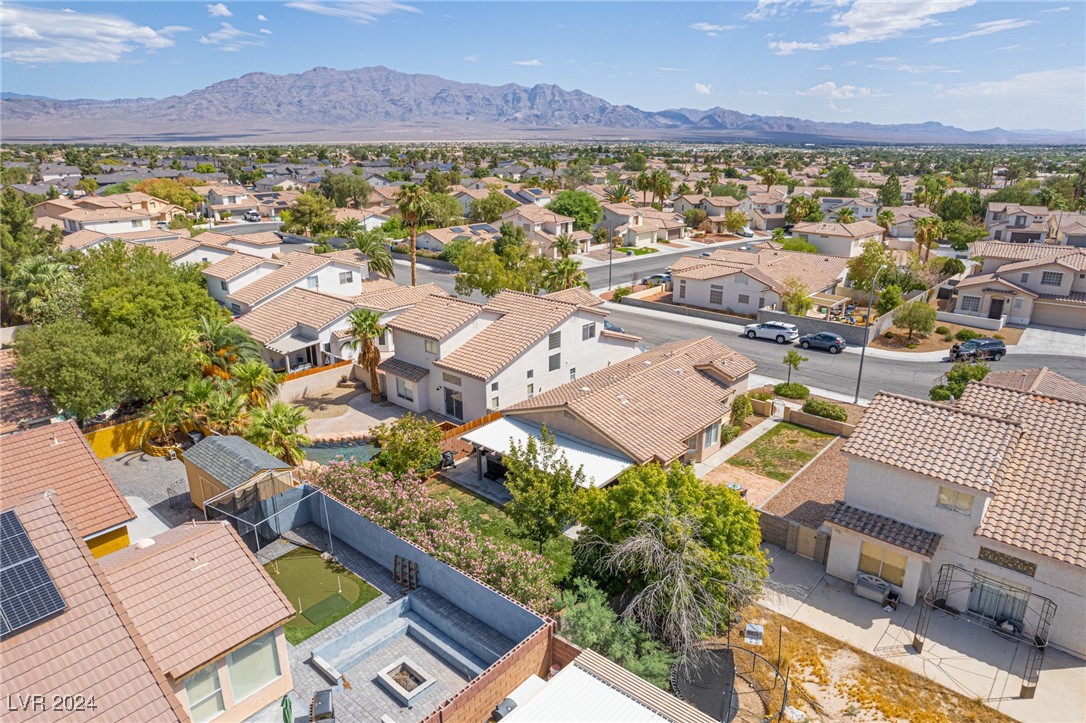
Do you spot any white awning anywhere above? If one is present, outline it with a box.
[462,417,632,488]
[267,330,318,355]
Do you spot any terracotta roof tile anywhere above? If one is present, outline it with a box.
[378,356,430,382]
[227,252,331,307]
[982,367,1086,403]
[203,251,268,280]
[386,295,486,340]
[232,287,355,344]
[0,349,54,433]
[545,287,604,308]
[828,502,942,557]
[1,496,185,722]
[100,521,295,680]
[793,220,883,238]
[353,282,449,312]
[0,421,135,538]
[58,229,108,251]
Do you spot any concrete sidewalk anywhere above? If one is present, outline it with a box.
[694,408,786,478]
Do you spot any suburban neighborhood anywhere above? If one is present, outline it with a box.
[1,1,1085,722]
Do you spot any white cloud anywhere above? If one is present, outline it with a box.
[463,54,478,63]
[867,57,961,73]
[929,18,1036,44]
[512,59,542,66]
[657,66,690,72]
[740,89,770,96]
[0,4,187,63]
[198,22,263,51]
[257,14,268,21]
[770,0,976,54]
[259,28,272,34]
[207,3,232,17]
[797,81,872,98]
[1040,5,1070,11]
[694,82,712,95]
[284,1,420,24]
[936,66,1085,130]
[690,21,736,36]
[747,0,846,20]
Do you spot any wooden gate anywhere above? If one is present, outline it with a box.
[794,525,818,560]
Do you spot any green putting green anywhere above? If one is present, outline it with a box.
[264,548,380,644]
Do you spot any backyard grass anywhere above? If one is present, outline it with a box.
[264,547,381,644]
[625,246,658,255]
[726,422,834,483]
[427,479,573,583]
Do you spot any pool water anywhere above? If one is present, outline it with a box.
[303,440,380,466]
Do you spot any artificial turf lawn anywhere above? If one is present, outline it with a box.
[264,547,380,644]
[726,421,835,483]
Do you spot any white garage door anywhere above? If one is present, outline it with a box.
[1030,302,1086,330]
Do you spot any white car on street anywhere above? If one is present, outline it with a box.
[744,321,799,343]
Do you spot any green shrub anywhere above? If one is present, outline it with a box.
[774,382,810,400]
[935,326,951,335]
[993,333,1004,340]
[943,334,954,342]
[929,385,952,401]
[720,425,742,445]
[954,328,981,341]
[802,398,848,422]
[611,286,633,303]
[750,390,773,402]
[907,342,918,349]
[729,394,752,428]
[883,331,894,339]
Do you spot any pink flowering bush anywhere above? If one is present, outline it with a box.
[312,459,558,613]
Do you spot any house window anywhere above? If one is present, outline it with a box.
[1016,215,1026,226]
[960,296,980,313]
[569,368,577,381]
[549,331,561,350]
[582,323,596,340]
[758,297,765,308]
[994,231,1002,240]
[491,381,499,391]
[937,486,973,514]
[686,436,697,454]
[220,280,228,291]
[227,631,281,703]
[131,220,141,228]
[306,275,319,290]
[738,294,750,305]
[1040,271,1063,286]
[425,339,439,354]
[526,369,534,379]
[1019,273,1029,284]
[339,271,353,284]
[703,421,721,448]
[442,372,460,385]
[527,383,534,398]
[396,377,414,402]
[230,303,241,314]
[549,353,561,371]
[679,280,686,299]
[709,285,723,305]
[1013,298,1022,309]
[858,541,907,587]
[491,396,500,409]
[184,665,224,723]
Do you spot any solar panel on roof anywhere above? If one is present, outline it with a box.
[450,226,464,232]
[0,510,66,638]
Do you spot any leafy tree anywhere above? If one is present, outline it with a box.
[6,255,78,325]
[710,182,747,200]
[781,236,819,253]
[624,152,647,172]
[941,257,966,277]
[548,190,602,232]
[983,185,1037,207]
[724,210,748,234]
[193,162,217,173]
[454,242,511,297]
[424,193,464,228]
[929,362,990,401]
[874,284,903,316]
[280,191,336,236]
[683,208,708,230]
[132,178,202,211]
[397,184,428,286]
[1,188,63,286]
[245,401,310,465]
[786,196,823,224]
[782,349,808,383]
[877,174,904,207]
[355,228,394,279]
[341,309,386,403]
[75,178,99,195]
[469,191,518,223]
[938,191,976,223]
[561,158,594,189]
[847,240,893,292]
[729,393,752,428]
[893,300,936,341]
[504,427,583,553]
[780,276,812,316]
[371,412,443,477]
[0,165,29,185]
[944,220,987,251]
[827,163,860,197]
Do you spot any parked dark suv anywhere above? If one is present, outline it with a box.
[950,337,1007,362]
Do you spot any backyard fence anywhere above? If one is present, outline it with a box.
[442,411,501,441]
[783,407,855,437]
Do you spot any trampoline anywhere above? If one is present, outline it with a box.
[671,647,737,722]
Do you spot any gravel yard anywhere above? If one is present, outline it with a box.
[761,437,847,526]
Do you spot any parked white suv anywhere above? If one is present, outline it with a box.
[243,210,261,222]
[744,321,799,343]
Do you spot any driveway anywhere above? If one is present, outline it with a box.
[1016,324,1086,356]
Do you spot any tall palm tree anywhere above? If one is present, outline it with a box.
[180,377,216,428]
[651,169,673,208]
[543,257,589,292]
[694,179,707,195]
[876,209,896,240]
[193,315,261,380]
[142,395,188,446]
[206,388,249,435]
[336,218,363,238]
[396,183,428,286]
[635,172,652,207]
[913,216,944,262]
[7,255,73,325]
[760,168,784,193]
[604,184,632,204]
[245,402,311,466]
[552,233,578,259]
[355,229,394,279]
[834,207,857,224]
[232,360,280,408]
[340,309,386,403]
[707,166,721,187]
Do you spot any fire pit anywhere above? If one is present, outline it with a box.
[377,657,437,706]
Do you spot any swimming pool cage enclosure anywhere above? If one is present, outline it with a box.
[913,563,1056,698]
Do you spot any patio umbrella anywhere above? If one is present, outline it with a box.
[280,694,293,723]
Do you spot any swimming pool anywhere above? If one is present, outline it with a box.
[302,440,380,466]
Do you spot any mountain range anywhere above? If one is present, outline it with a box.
[2,66,1082,145]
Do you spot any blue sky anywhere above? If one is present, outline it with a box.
[2,1,1084,131]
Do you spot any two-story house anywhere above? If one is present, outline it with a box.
[1047,211,1086,248]
[416,222,502,254]
[59,207,153,235]
[600,203,687,247]
[500,205,579,258]
[79,192,185,224]
[203,184,259,221]
[792,220,884,257]
[825,376,1086,659]
[220,248,372,316]
[379,288,640,422]
[819,197,879,223]
[953,242,1086,329]
[984,203,1050,243]
[881,206,938,239]
[746,191,790,231]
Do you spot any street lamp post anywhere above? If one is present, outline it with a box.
[853,264,888,405]
[607,217,615,290]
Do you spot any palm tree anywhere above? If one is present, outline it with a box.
[552,233,578,259]
[635,172,652,207]
[180,377,216,428]
[336,218,362,238]
[232,360,280,408]
[193,315,261,380]
[396,184,428,286]
[7,255,73,325]
[340,309,386,403]
[913,216,944,262]
[206,388,249,435]
[604,184,632,204]
[245,402,311,466]
[543,257,589,292]
[694,179,707,195]
[142,395,188,446]
[707,166,721,187]
[876,209,896,240]
[760,168,784,193]
[355,228,394,279]
[834,207,857,224]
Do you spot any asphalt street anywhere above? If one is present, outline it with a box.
[396,259,1086,402]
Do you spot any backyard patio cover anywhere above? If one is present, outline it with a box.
[462,417,632,488]
[268,329,318,355]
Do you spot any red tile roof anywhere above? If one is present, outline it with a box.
[0,349,54,434]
